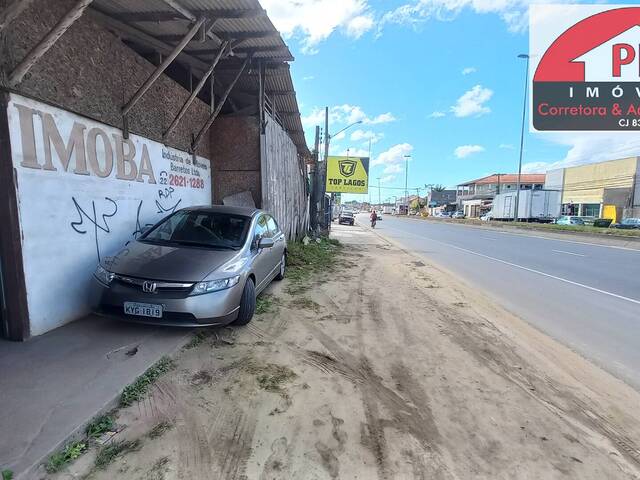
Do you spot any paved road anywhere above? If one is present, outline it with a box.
[359,214,640,389]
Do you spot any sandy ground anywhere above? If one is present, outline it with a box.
[49,224,640,480]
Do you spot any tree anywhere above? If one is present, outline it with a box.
[432,184,446,192]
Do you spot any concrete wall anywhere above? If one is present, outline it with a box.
[0,0,211,160]
[261,113,309,240]
[6,94,211,336]
[209,116,261,206]
[562,157,638,205]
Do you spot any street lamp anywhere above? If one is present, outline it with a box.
[404,154,411,215]
[514,53,530,222]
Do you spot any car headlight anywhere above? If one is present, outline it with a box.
[192,275,240,295]
[94,265,114,286]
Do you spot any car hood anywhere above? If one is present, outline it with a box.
[105,241,241,282]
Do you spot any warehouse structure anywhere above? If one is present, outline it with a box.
[0,0,310,340]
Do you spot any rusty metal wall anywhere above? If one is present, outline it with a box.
[261,112,309,240]
[0,0,212,159]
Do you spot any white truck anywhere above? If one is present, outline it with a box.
[490,190,561,222]
[382,206,394,215]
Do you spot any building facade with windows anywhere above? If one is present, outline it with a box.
[544,157,640,221]
[456,174,546,218]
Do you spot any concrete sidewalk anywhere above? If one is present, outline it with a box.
[0,315,191,478]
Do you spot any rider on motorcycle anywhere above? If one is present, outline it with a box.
[370,210,378,228]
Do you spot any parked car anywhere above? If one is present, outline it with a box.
[339,210,355,226]
[556,215,584,225]
[480,213,493,221]
[452,211,465,219]
[91,206,286,327]
[611,217,640,229]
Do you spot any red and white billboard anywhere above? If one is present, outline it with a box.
[531,5,640,131]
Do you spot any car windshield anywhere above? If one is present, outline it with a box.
[622,218,639,225]
[141,210,250,249]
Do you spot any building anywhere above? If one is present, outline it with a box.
[427,189,456,215]
[0,0,309,340]
[456,174,546,218]
[544,157,640,220]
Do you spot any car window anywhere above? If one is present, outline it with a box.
[142,211,250,249]
[266,215,279,237]
[254,215,269,244]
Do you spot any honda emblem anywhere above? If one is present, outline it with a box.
[142,281,157,293]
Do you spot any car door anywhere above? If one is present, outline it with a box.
[251,214,273,291]
[266,215,286,277]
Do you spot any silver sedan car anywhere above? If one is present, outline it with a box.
[91,206,286,327]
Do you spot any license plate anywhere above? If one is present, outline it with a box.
[124,302,163,318]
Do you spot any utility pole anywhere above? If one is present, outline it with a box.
[377,177,381,207]
[514,54,530,222]
[310,125,320,231]
[324,107,330,230]
[404,155,411,215]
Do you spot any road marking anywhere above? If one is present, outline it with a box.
[401,217,640,252]
[551,249,586,257]
[378,221,640,306]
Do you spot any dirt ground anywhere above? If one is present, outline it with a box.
[50,224,640,480]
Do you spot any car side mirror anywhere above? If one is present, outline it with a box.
[258,237,275,249]
[139,226,152,237]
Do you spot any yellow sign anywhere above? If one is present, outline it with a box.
[326,156,369,194]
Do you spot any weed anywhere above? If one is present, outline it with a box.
[147,456,170,480]
[94,439,141,470]
[2,470,13,480]
[285,238,342,294]
[148,421,172,439]
[45,441,87,473]
[244,361,297,393]
[256,293,278,315]
[289,296,321,311]
[86,413,116,438]
[120,356,175,407]
[183,330,209,350]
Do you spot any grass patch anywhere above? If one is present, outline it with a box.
[94,439,141,470]
[120,356,175,407]
[256,293,278,315]
[148,421,172,439]
[289,296,321,312]
[2,470,13,480]
[45,441,87,473]
[285,237,342,294]
[86,413,116,438]
[244,362,297,393]
[183,330,209,350]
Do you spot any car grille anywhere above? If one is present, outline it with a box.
[113,274,195,294]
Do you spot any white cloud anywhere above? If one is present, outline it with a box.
[499,143,515,149]
[379,0,530,34]
[454,144,485,158]
[522,133,640,173]
[333,131,346,141]
[372,143,414,167]
[429,111,446,118]
[303,75,315,81]
[380,175,396,184]
[451,85,493,118]
[261,0,374,54]
[351,129,384,143]
[462,67,476,75]
[383,164,403,174]
[302,104,396,128]
[336,147,370,157]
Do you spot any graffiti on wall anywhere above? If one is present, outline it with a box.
[7,93,212,335]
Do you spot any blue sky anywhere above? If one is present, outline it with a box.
[262,0,640,202]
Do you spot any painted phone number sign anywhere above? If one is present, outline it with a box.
[531,5,640,131]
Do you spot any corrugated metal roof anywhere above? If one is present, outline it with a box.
[91,0,308,156]
[459,174,546,186]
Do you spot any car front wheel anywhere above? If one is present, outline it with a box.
[275,252,286,280]
[233,278,255,326]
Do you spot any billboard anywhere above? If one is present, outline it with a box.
[326,156,369,194]
[531,5,640,131]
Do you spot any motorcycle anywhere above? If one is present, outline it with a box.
[370,218,377,228]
